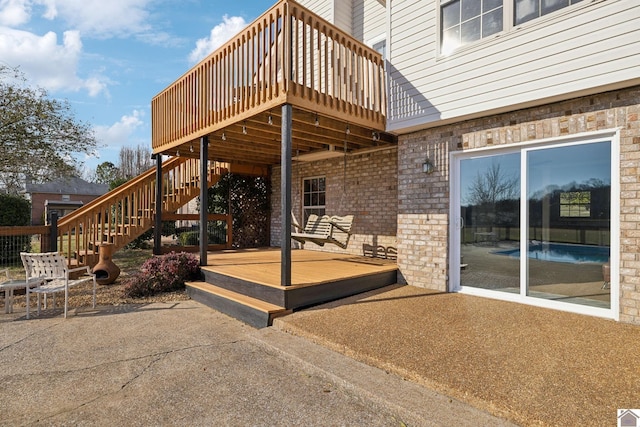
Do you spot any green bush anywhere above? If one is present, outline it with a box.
[178,229,226,246]
[178,231,199,246]
[0,194,30,226]
[122,252,200,298]
[0,194,31,263]
[126,221,178,249]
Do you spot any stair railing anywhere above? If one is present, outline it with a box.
[56,157,227,267]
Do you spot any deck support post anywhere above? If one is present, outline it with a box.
[200,135,209,266]
[153,154,162,255]
[281,103,292,286]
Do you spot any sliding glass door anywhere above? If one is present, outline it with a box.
[459,152,520,294]
[453,137,614,314]
[525,142,611,308]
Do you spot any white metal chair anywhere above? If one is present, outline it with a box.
[20,252,97,319]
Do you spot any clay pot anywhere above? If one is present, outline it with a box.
[92,243,121,285]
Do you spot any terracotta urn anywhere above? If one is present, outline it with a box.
[92,243,121,285]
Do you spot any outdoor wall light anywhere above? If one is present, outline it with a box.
[221,132,226,141]
[268,114,273,125]
[315,114,319,127]
[422,157,435,174]
[242,121,247,134]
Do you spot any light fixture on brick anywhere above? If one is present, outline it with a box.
[422,157,435,174]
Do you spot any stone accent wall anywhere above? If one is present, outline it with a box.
[398,85,640,324]
[271,147,397,256]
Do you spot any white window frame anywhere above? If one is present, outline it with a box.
[368,33,387,60]
[302,175,326,223]
[514,0,585,26]
[449,129,620,320]
[437,0,589,57]
[439,0,507,55]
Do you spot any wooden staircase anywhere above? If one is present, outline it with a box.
[56,157,228,267]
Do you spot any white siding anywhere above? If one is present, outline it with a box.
[335,0,353,35]
[387,0,640,133]
[352,0,386,45]
[297,0,353,35]
[297,0,332,23]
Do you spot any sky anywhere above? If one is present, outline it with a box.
[0,0,268,177]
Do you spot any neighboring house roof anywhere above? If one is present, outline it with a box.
[25,177,109,196]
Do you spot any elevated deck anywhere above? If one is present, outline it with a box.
[152,0,394,166]
[186,248,398,327]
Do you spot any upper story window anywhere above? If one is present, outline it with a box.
[441,0,503,54]
[441,0,584,53]
[372,39,387,59]
[515,0,583,25]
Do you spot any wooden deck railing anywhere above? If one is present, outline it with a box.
[152,0,386,152]
[55,157,228,267]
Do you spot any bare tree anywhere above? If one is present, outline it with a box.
[118,145,154,179]
[466,163,519,206]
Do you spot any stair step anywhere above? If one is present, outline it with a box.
[186,281,292,328]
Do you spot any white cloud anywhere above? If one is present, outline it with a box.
[36,0,56,19]
[1,0,154,38]
[41,0,152,38]
[0,26,109,96]
[94,110,146,154]
[189,15,247,64]
[0,0,30,26]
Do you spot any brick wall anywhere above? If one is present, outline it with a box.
[271,147,397,256]
[398,85,640,324]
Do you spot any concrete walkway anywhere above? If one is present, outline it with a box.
[0,300,509,426]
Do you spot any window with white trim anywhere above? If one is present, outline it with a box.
[515,0,584,25]
[440,0,585,53]
[302,176,326,223]
[441,0,503,54]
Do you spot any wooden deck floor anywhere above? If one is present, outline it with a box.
[202,247,397,289]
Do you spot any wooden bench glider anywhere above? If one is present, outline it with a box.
[291,214,354,249]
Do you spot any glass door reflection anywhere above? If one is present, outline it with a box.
[459,153,521,293]
[526,142,611,308]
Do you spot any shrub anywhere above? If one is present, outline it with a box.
[178,229,226,246]
[122,252,200,298]
[0,194,31,264]
[126,221,177,249]
[0,194,30,225]
[178,231,199,246]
